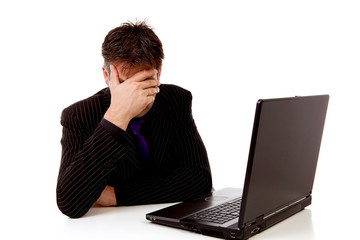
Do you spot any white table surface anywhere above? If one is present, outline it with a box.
[3,185,354,240]
[60,204,316,240]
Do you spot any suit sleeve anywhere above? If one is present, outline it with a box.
[56,107,141,218]
[114,90,213,205]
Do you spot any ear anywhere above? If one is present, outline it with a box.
[102,67,109,86]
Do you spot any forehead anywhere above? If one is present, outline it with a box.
[114,62,151,80]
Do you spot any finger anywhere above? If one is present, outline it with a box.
[129,69,158,83]
[145,95,156,105]
[146,87,160,96]
[139,86,159,97]
[140,79,160,89]
[109,65,121,87]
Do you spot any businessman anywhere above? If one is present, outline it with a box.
[56,21,213,218]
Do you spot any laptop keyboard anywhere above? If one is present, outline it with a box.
[188,198,241,224]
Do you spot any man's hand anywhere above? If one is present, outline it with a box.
[104,65,160,130]
[95,186,117,207]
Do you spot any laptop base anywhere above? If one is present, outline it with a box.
[147,187,311,239]
[146,188,311,240]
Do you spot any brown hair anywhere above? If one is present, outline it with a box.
[101,21,164,74]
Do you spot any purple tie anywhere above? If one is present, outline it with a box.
[130,119,150,166]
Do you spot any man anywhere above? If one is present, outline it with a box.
[57,21,212,218]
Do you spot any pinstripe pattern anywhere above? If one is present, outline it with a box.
[57,84,212,218]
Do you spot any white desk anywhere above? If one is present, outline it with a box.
[2,184,355,240]
[1,189,356,240]
[58,203,314,240]
[54,194,355,240]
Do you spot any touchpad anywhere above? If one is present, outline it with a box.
[205,196,229,201]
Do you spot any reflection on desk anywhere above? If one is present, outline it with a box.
[61,204,314,240]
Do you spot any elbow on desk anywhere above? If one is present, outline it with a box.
[56,187,90,218]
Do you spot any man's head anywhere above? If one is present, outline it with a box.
[101,21,164,82]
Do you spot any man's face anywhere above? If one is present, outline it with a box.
[102,62,161,118]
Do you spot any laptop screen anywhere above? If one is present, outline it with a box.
[238,95,329,226]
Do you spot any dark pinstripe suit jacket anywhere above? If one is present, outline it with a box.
[57,84,212,218]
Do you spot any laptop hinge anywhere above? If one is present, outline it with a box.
[263,196,308,220]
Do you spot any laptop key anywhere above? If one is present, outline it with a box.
[188,198,242,224]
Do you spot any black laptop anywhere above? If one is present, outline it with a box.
[146,95,329,240]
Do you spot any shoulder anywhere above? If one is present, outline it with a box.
[155,84,194,123]
[61,88,109,125]
[158,84,193,108]
[159,84,192,97]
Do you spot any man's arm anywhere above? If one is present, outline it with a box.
[95,186,117,206]
[57,66,160,218]
[56,109,133,218]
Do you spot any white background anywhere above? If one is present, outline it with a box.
[0,0,359,239]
